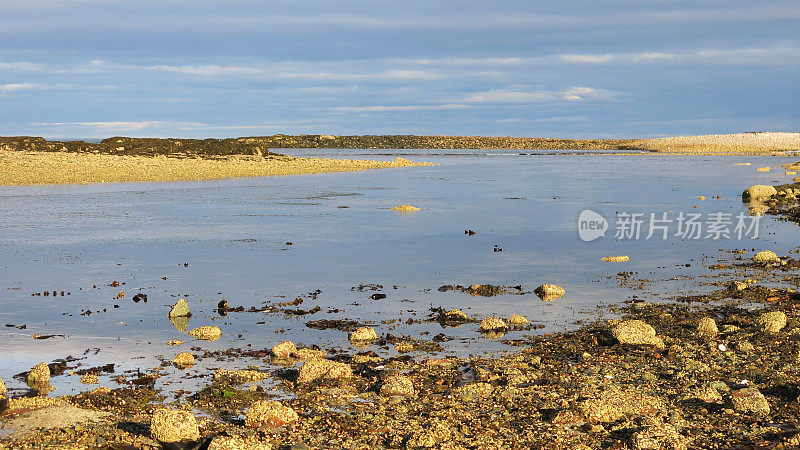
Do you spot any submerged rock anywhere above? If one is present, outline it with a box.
[244,400,299,428]
[297,359,352,383]
[729,388,770,415]
[349,326,378,342]
[742,185,777,201]
[757,310,787,333]
[753,250,780,263]
[150,408,200,443]
[479,317,508,332]
[169,298,191,318]
[380,375,415,396]
[391,204,421,212]
[271,340,296,359]
[188,325,222,341]
[612,320,665,348]
[534,284,565,301]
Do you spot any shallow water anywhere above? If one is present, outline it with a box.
[1,150,798,397]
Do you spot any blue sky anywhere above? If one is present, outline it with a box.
[1,0,798,139]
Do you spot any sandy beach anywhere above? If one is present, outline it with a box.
[0,150,431,186]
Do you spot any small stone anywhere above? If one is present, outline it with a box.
[753,250,780,263]
[534,284,565,301]
[271,340,296,359]
[80,373,99,384]
[27,362,51,385]
[169,298,191,318]
[188,325,222,341]
[208,435,272,450]
[395,341,414,352]
[612,320,665,348]
[728,281,748,291]
[380,375,415,396]
[507,314,529,326]
[479,317,507,332]
[349,326,378,342]
[601,255,629,262]
[150,408,200,443]
[696,317,718,336]
[742,185,777,201]
[172,352,195,367]
[297,359,352,383]
[244,400,299,428]
[757,310,787,333]
[729,387,770,415]
[391,204,420,212]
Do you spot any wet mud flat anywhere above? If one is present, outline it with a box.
[4,251,800,449]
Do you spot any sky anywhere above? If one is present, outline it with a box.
[0,0,798,139]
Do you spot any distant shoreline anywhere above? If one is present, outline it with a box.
[2,132,799,157]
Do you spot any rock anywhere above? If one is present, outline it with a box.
[757,310,787,333]
[391,204,421,212]
[696,317,718,336]
[297,359,352,383]
[80,373,99,384]
[534,284,565,301]
[507,314,529,326]
[444,309,468,320]
[150,408,200,443]
[756,167,770,172]
[0,375,5,397]
[737,341,755,352]
[27,362,51,385]
[208,436,272,450]
[271,340,296,359]
[213,369,269,384]
[170,315,190,332]
[169,298,191,318]
[452,382,494,400]
[612,320,665,348]
[292,348,326,360]
[172,352,195,367]
[349,326,378,342]
[167,339,184,346]
[479,317,507,332]
[753,250,780,263]
[380,375,415,396]
[729,388,770,415]
[742,185,777,201]
[577,389,666,422]
[631,421,688,450]
[188,325,222,341]
[245,400,299,428]
[728,281,748,291]
[601,255,629,262]
[352,353,381,364]
[395,341,414,352]
[693,384,723,403]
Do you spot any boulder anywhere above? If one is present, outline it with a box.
[150,408,200,443]
[297,359,352,384]
[479,317,507,332]
[188,326,222,341]
[172,352,195,367]
[271,340,296,359]
[380,375,415,396]
[27,362,50,385]
[349,327,378,342]
[753,250,780,263]
[208,436,272,450]
[0,375,5,397]
[507,314,529,326]
[742,185,777,202]
[612,320,665,348]
[696,317,718,336]
[577,389,666,423]
[534,284,565,301]
[757,310,787,333]
[729,388,770,415]
[169,299,191,318]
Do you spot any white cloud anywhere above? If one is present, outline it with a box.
[466,86,617,104]
[0,82,40,93]
[31,121,205,131]
[332,104,469,112]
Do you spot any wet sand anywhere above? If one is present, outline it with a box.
[0,150,431,186]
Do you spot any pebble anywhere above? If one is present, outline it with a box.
[753,250,780,263]
[188,325,222,341]
[380,375,415,396]
[172,352,195,367]
[612,320,665,348]
[297,358,352,383]
[244,400,299,428]
[150,408,200,443]
[271,340,296,359]
[757,310,787,333]
[349,326,378,342]
[479,317,508,332]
